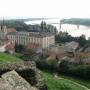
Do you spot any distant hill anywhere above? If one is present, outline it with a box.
[0,18,51,22]
[60,18,90,26]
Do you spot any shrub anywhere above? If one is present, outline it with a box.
[59,61,90,79]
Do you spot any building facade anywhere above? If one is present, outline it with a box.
[0,25,55,49]
[7,32,55,49]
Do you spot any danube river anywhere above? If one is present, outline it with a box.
[25,19,90,39]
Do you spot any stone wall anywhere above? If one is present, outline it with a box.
[0,70,38,90]
[0,61,48,90]
[0,61,36,71]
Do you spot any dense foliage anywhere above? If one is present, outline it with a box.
[36,59,90,79]
[59,61,90,79]
[55,31,89,47]
[40,21,57,34]
[36,59,58,72]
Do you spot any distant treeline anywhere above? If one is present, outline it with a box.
[60,18,90,26]
[0,20,57,33]
[0,20,40,32]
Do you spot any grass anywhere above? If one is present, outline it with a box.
[60,74,90,89]
[0,53,22,63]
[43,72,87,90]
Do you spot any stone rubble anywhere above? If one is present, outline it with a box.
[0,70,38,90]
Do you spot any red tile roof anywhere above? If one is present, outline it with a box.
[7,28,16,33]
[5,41,15,50]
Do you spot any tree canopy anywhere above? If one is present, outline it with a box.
[40,21,58,34]
[55,31,89,47]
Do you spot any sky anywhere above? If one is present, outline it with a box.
[0,0,90,19]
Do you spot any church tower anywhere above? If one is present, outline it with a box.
[0,18,8,39]
[3,26,7,35]
[2,19,7,34]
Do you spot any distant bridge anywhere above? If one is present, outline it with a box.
[23,18,81,30]
[27,21,80,30]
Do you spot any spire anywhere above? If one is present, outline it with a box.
[1,17,7,34]
[2,17,5,26]
[1,18,3,30]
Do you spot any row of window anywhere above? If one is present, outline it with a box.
[8,35,42,45]
[8,35,55,48]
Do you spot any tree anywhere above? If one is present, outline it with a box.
[87,37,90,44]
[58,60,69,73]
[40,21,58,34]
[46,59,58,71]
[77,35,87,47]
[15,44,25,52]
[41,21,47,32]
[55,31,73,44]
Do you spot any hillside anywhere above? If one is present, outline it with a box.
[43,72,87,90]
[0,53,47,90]
[0,53,22,63]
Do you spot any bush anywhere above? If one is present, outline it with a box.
[36,59,58,72]
[68,65,90,79]
[36,59,90,79]
[46,59,58,71]
[58,61,90,79]
[58,60,69,74]
[36,60,49,70]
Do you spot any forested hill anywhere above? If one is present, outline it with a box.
[60,18,90,26]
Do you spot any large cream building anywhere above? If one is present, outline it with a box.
[7,32,55,49]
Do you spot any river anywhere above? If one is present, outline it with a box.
[25,19,90,39]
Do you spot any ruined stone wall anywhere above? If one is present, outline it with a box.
[0,61,48,90]
[0,70,38,90]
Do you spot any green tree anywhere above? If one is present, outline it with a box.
[41,21,47,32]
[40,21,58,34]
[77,35,87,47]
[58,60,69,73]
[15,44,25,52]
[46,59,58,71]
